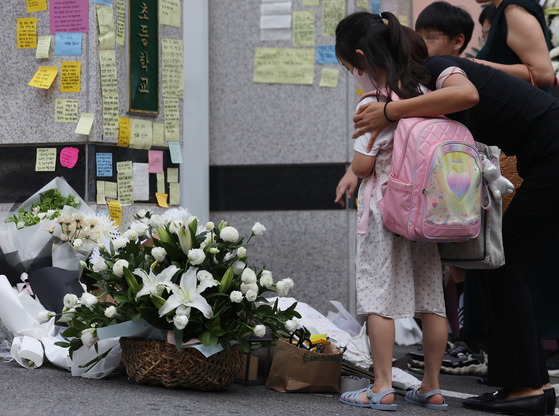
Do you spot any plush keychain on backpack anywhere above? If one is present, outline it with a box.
[481,157,515,199]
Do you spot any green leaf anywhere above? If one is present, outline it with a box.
[209,333,219,347]
[256,304,273,316]
[218,267,234,293]
[131,313,142,322]
[156,226,174,245]
[200,331,212,346]
[123,267,139,293]
[150,294,166,310]
[174,326,183,353]
[61,327,81,338]
[237,337,250,353]
[54,341,71,348]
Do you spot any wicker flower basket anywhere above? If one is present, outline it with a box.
[119,338,243,391]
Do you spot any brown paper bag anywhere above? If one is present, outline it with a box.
[266,338,343,393]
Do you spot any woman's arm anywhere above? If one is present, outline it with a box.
[476,5,554,87]
[353,74,479,151]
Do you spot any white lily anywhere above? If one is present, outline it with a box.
[158,267,218,319]
[134,264,180,299]
[177,224,193,254]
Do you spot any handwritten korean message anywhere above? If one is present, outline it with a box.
[164,98,180,141]
[99,49,118,96]
[293,11,314,48]
[54,99,78,123]
[36,148,57,171]
[29,66,58,89]
[61,62,81,93]
[96,153,113,177]
[17,18,37,49]
[162,39,184,98]
[50,0,89,34]
[55,33,82,56]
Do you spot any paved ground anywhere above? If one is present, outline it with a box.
[0,344,557,416]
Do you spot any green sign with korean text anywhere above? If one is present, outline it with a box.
[129,0,159,115]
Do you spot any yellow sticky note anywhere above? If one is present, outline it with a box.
[18,18,37,49]
[167,167,179,183]
[97,5,116,50]
[303,0,319,5]
[75,113,95,135]
[60,62,81,93]
[160,0,181,28]
[27,0,47,13]
[29,66,58,89]
[169,183,180,206]
[97,181,106,205]
[164,98,180,141]
[156,172,165,194]
[36,36,51,59]
[117,117,131,147]
[99,50,118,96]
[105,181,118,199]
[103,96,119,138]
[254,48,315,85]
[322,1,345,37]
[162,39,184,98]
[397,15,409,27]
[107,199,122,229]
[156,193,169,208]
[117,161,134,206]
[319,68,339,88]
[130,119,153,150]
[116,1,125,46]
[153,122,165,147]
[55,99,78,123]
[36,148,57,172]
[356,0,369,9]
[293,11,315,48]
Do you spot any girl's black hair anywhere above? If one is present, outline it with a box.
[335,11,430,102]
[479,3,497,26]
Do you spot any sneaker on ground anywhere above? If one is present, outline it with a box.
[406,338,454,369]
[546,350,559,377]
[440,341,487,375]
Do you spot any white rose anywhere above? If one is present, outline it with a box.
[220,226,239,243]
[169,220,183,234]
[283,278,295,290]
[237,247,247,257]
[124,229,139,241]
[130,222,149,237]
[149,215,163,229]
[252,222,266,236]
[253,325,266,338]
[230,291,243,303]
[113,259,129,277]
[241,268,257,284]
[276,281,289,297]
[37,310,55,324]
[81,293,98,309]
[112,237,129,251]
[259,270,274,288]
[81,328,97,349]
[285,319,298,332]
[73,238,83,249]
[173,314,189,330]
[205,222,215,230]
[232,260,245,276]
[176,305,190,316]
[197,270,213,281]
[240,283,258,295]
[136,209,147,218]
[245,289,257,302]
[188,248,206,265]
[104,306,117,318]
[93,257,109,273]
[151,247,167,262]
[63,293,79,309]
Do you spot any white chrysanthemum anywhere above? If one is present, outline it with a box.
[252,222,266,236]
[241,268,257,284]
[160,207,191,223]
[130,222,149,237]
[220,226,239,243]
[88,214,119,242]
[150,215,164,229]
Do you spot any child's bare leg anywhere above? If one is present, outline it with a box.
[419,312,448,405]
[357,314,395,405]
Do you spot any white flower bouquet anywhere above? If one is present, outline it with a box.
[56,211,301,358]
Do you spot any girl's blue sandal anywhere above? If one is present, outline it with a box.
[340,385,397,410]
[405,388,448,410]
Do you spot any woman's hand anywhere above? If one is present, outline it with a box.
[335,167,359,207]
[352,101,391,152]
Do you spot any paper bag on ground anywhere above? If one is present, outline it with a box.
[266,338,343,393]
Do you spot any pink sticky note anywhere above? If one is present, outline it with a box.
[148,150,164,174]
[60,147,79,169]
[49,0,89,34]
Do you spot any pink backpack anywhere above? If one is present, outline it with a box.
[357,92,483,242]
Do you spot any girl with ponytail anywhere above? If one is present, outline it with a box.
[335,11,450,411]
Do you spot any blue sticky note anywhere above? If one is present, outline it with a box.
[93,0,112,4]
[55,33,83,56]
[96,153,113,177]
[168,142,183,164]
[317,45,337,64]
[370,0,381,14]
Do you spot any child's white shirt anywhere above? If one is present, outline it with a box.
[353,96,397,157]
